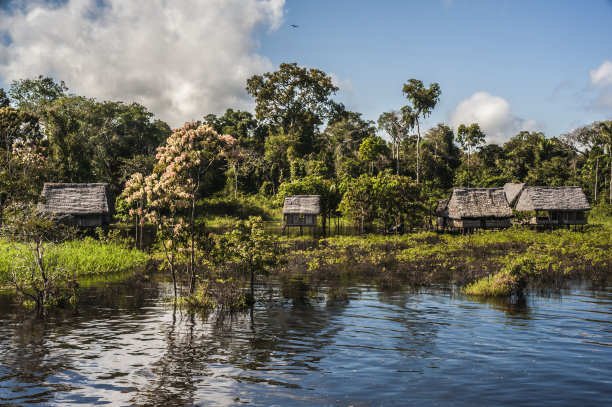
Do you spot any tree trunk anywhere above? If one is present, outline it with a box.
[594,155,599,202]
[134,215,139,248]
[416,118,421,183]
[396,142,400,175]
[321,214,326,238]
[467,146,471,188]
[234,164,238,199]
[609,147,612,204]
[139,219,143,250]
[189,196,196,295]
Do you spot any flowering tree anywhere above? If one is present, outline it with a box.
[121,122,236,297]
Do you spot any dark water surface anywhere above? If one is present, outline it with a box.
[0,279,610,406]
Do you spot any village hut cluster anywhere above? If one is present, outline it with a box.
[35,182,590,234]
[435,183,591,233]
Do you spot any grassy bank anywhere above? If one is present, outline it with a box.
[0,237,149,288]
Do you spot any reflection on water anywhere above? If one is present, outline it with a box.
[0,279,610,406]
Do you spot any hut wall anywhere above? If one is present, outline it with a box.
[449,218,510,229]
[284,214,317,226]
[484,219,511,229]
[459,219,481,228]
[528,210,588,226]
[60,214,109,227]
[555,210,587,225]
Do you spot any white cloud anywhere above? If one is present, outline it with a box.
[589,60,612,87]
[588,60,612,110]
[329,72,354,95]
[449,92,540,144]
[0,0,286,127]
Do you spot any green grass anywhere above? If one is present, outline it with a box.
[463,271,518,296]
[0,237,149,287]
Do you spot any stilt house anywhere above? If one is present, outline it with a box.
[38,183,112,227]
[437,188,513,231]
[513,186,590,226]
[282,195,320,231]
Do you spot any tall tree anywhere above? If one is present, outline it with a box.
[456,123,486,187]
[9,75,68,114]
[402,79,441,183]
[204,108,267,153]
[378,110,413,175]
[246,62,339,156]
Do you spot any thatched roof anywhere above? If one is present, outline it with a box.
[434,199,448,216]
[514,186,590,212]
[444,188,513,219]
[38,183,111,216]
[503,183,525,206]
[283,195,321,215]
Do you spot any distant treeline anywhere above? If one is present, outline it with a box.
[1,63,611,229]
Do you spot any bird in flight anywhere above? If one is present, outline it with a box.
[291,24,299,28]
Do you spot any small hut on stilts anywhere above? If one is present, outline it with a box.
[37,183,113,227]
[281,195,320,236]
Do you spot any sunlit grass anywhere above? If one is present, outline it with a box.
[0,237,148,286]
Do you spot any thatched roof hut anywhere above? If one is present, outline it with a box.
[38,183,112,227]
[514,186,590,212]
[446,188,513,219]
[514,186,590,226]
[283,195,321,215]
[440,188,512,230]
[503,182,525,206]
[282,195,320,227]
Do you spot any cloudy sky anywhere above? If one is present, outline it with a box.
[1,0,611,144]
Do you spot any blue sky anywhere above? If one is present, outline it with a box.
[261,0,612,142]
[1,0,611,143]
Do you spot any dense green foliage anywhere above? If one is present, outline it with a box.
[2,68,611,225]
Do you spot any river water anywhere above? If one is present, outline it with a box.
[0,279,610,406]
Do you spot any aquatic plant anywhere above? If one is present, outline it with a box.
[280,218,612,297]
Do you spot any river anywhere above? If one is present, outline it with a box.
[0,278,610,406]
